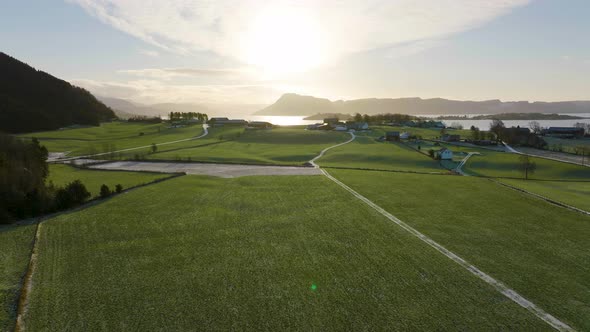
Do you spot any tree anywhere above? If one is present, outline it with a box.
[100,184,111,198]
[151,143,157,154]
[115,184,123,193]
[529,121,542,134]
[428,149,435,158]
[55,180,90,209]
[490,119,505,140]
[518,155,537,180]
[354,113,363,122]
[471,128,480,141]
[362,114,370,123]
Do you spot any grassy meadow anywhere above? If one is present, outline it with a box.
[47,164,172,198]
[328,169,590,330]
[140,127,350,165]
[20,122,204,156]
[317,136,446,173]
[0,225,36,331]
[24,175,546,330]
[498,178,590,211]
[464,150,590,180]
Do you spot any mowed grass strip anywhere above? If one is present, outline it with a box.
[0,225,37,331]
[318,136,446,173]
[464,150,590,180]
[25,176,546,330]
[329,169,590,330]
[498,178,590,212]
[144,127,349,165]
[22,122,204,156]
[48,164,171,198]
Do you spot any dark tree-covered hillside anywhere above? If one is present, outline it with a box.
[0,52,116,133]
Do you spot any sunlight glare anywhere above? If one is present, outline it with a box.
[243,6,324,76]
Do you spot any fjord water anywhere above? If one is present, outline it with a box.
[246,114,590,127]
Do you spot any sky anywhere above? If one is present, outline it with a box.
[1,0,589,106]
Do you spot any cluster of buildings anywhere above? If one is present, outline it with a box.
[207,117,273,129]
[541,127,585,138]
[306,118,369,132]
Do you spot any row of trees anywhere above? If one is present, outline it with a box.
[352,113,418,124]
[168,112,208,122]
[0,133,127,224]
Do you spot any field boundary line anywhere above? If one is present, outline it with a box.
[14,223,41,332]
[321,168,574,332]
[490,179,590,216]
[309,132,355,167]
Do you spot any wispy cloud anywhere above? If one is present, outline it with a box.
[68,0,530,63]
[139,49,160,57]
[118,67,253,80]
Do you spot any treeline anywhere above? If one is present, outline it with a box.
[351,113,418,123]
[128,115,163,123]
[0,134,124,224]
[169,112,208,122]
[0,52,116,133]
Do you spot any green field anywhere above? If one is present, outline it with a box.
[21,122,204,156]
[464,150,590,180]
[23,175,547,330]
[0,225,36,331]
[498,178,590,211]
[140,127,349,165]
[543,136,590,154]
[317,136,446,173]
[48,164,171,198]
[328,169,590,330]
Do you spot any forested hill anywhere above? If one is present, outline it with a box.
[0,52,115,133]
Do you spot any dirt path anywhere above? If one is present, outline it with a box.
[321,168,573,332]
[309,132,356,167]
[89,161,322,178]
[455,152,480,176]
[52,124,209,162]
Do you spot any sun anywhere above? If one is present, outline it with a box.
[242,6,324,76]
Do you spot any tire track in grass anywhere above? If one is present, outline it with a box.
[309,132,355,167]
[320,168,574,332]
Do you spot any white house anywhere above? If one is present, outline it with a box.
[436,148,453,160]
[334,125,348,131]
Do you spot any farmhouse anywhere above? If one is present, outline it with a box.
[247,121,272,129]
[386,131,400,141]
[542,127,585,138]
[207,117,248,127]
[441,134,461,142]
[435,148,453,160]
[347,122,369,131]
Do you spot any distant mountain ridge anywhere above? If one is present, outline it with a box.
[0,52,115,133]
[256,93,590,116]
